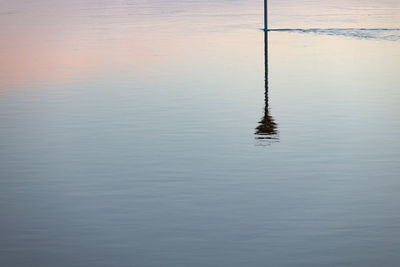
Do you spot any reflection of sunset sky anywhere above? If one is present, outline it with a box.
[0,0,257,86]
[0,30,260,87]
[1,0,399,87]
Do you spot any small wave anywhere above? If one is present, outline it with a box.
[268,28,400,41]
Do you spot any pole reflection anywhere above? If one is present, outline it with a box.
[255,30,279,143]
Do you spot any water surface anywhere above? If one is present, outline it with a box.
[1,0,400,266]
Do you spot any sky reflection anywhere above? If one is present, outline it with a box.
[1,0,399,88]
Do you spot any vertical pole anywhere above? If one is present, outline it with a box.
[264,0,268,31]
[264,30,268,108]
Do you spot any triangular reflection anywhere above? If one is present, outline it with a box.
[255,31,279,144]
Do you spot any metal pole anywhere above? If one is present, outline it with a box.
[264,0,268,31]
[264,30,268,108]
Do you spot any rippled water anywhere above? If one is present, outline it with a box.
[1,0,400,266]
[269,28,400,41]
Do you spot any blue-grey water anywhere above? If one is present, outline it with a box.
[1,0,400,266]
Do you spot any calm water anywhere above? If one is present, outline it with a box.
[1,0,400,266]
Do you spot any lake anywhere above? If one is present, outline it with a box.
[1,0,400,266]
